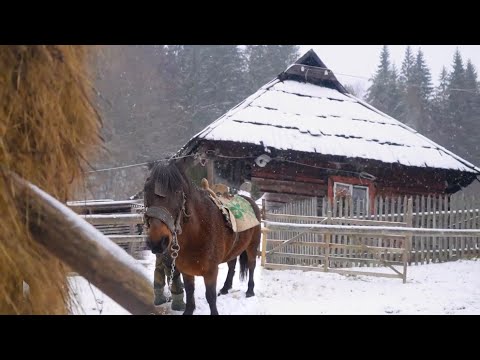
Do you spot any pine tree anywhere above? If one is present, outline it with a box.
[431,66,451,147]
[159,45,248,135]
[245,45,300,91]
[366,46,398,115]
[397,46,418,129]
[395,47,434,135]
[94,45,174,164]
[446,48,467,154]
[344,82,366,98]
[389,64,403,118]
[464,60,479,94]
[414,49,433,102]
[412,48,434,134]
[438,66,450,98]
[400,46,416,86]
[462,60,480,164]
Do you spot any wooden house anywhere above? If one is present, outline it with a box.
[175,50,480,213]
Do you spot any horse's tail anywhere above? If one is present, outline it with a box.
[239,250,248,281]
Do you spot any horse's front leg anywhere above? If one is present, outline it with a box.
[204,267,219,315]
[182,274,195,315]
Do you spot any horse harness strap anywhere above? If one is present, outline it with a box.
[145,206,176,234]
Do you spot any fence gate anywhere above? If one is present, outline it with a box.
[261,197,413,282]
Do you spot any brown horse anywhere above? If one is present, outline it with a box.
[143,160,261,315]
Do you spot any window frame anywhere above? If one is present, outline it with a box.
[328,175,376,215]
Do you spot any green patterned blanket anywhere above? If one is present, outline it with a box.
[213,194,260,233]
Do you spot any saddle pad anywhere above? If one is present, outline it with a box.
[217,195,260,233]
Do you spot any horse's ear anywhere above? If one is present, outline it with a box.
[174,158,188,174]
[154,181,167,197]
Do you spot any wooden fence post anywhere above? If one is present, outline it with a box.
[324,200,332,272]
[261,198,267,267]
[403,198,413,283]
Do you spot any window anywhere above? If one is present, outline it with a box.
[333,181,369,216]
[328,175,375,216]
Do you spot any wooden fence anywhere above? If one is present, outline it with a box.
[68,199,146,259]
[261,198,413,282]
[363,194,480,264]
[261,194,480,276]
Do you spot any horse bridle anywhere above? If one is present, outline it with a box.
[144,191,187,236]
[144,191,188,291]
[145,206,177,235]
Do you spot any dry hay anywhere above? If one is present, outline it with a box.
[0,45,102,314]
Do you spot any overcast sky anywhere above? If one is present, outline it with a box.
[299,45,480,96]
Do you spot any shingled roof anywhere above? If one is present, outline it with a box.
[178,49,480,175]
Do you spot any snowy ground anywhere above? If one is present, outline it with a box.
[70,252,480,315]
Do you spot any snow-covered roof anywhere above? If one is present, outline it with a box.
[182,50,480,174]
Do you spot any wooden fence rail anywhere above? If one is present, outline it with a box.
[10,171,161,315]
[77,211,146,258]
[263,195,480,266]
[79,213,143,225]
[261,195,480,281]
[261,198,413,282]
[263,221,480,238]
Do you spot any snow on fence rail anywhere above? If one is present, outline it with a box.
[79,213,143,225]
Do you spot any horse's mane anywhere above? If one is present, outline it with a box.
[148,160,191,196]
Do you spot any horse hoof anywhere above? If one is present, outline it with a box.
[154,291,168,306]
[246,291,255,298]
[183,310,194,315]
[218,288,229,296]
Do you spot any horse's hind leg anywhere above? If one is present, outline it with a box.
[182,274,196,315]
[218,258,237,296]
[245,241,259,298]
[204,267,219,315]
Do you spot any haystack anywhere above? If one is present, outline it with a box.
[0,45,102,314]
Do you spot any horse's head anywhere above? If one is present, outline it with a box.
[143,160,189,255]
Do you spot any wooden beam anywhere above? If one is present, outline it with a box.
[324,203,332,272]
[265,213,327,222]
[10,171,161,315]
[265,240,405,253]
[264,263,403,279]
[263,221,480,238]
[80,213,143,225]
[265,213,407,227]
[266,230,309,254]
[404,198,413,282]
[252,169,327,185]
[261,198,267,266]
[284,64,338,83]
[261,193,313,208]
[271,252,404,266]
[252,177,327,197]
[109,235,147,243]
[206,159,214,185]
